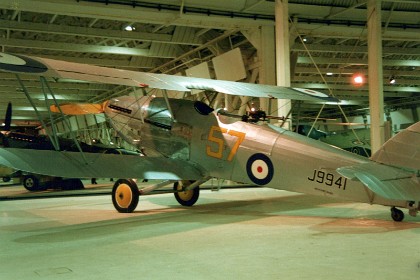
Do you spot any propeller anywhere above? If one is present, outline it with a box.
[218,109,287,123]
[243,109,286,123]
[3,102,12,131]
[319,122,368,126]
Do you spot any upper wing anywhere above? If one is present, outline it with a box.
[337,162,420,201]
[0,53,338,102]
[0,148,204,180]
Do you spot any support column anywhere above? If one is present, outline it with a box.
[242,26,276,115]
[259,26,276,113]
[367,0,385,153]
[275,0,292,129]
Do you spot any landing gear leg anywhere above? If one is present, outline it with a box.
[112,179,139,213]
[174,180,200,207]
[390,207,404,222]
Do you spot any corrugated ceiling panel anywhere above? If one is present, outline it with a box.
[172,26,200,45]
[149,42,177,58]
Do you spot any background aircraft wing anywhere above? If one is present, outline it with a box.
[337,162,420,201]
[0,53,338,102]
[0,148,204,180]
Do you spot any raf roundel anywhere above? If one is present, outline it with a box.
[246,153,274,185]
[0,53,48,73]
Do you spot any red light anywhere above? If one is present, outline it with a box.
[352,74,364,85]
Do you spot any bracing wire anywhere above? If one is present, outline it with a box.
[289,15,371,156]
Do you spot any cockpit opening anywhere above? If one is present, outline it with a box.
[144,98,174,130]
[194,101,214,116]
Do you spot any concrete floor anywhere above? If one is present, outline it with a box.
[1,182,420,280]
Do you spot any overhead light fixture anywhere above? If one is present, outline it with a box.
[389,76,396,84]
[352,73,364,86]
[124,25,135,31]
[326,72,333,76]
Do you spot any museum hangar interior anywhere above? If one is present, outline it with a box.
[0,1,419,279]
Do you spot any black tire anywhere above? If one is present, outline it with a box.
[351,147,371,157]
[351,147,361,154]
[173,181,200,207]
[2,176,11,183]
[23,175,41,191]
[391,207,404,222]
[112,179,139,213]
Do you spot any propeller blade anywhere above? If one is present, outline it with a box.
[50,102,105,115]
[4,102,12,131]
[266,115,286,121]
[322,122,367,126]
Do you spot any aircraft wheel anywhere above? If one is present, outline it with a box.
[112,179,139,213]
[23,175,41,191]
[2,176,11,183]
[174,181,200,207]
[391,207,404,222]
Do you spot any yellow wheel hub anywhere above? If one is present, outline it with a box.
[176,185,194,201]
[115,183,133,209]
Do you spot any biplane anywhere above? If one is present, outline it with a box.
[0,52,418,222]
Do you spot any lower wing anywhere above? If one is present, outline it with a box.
[0,148,204,180]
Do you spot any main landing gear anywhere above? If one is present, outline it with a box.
[112,179,139,213]
[174,180,200,206]
[111,179,201,213]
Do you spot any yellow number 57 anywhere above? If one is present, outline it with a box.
[206,126,245,161]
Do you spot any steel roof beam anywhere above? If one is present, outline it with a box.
[293,43,420,55]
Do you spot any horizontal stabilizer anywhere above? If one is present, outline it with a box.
[50,103,105,115]
[371,122,420,171]
[337,162,420,201]
[0,148,204,180]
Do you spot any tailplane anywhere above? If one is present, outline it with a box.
[371,122,420,172]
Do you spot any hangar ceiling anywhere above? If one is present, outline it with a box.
[0,0,419,127]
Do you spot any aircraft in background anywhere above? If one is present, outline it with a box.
[295,124,372,157]
[0,53,418,222]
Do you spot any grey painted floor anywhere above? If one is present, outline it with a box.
[1,183,420,280]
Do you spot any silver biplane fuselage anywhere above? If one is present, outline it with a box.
[104,95,408,210]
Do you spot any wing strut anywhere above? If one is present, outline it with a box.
[40,77,61,150]
[16,75,88,164]
[162,89,176,122]
[39,77,89,164]
[40,76,88,164]
[16,75,61,151]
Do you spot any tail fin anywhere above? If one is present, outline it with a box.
[371,122,420,171]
